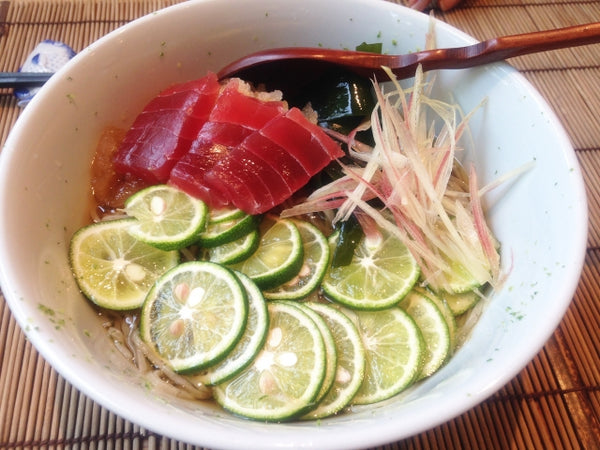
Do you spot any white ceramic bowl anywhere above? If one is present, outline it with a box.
[0,0,587,448]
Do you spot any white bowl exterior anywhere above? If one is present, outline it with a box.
[0,0,587,449]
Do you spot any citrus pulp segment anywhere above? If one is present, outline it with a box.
[400,290,451,379]
[69,218,179,310]
[264,220,330,300]
[189,271,269,385]
[228,217,304,290]
[213,301,326,421]
[302,302,366,420]
[322,228,419,310]
[124,184,208,251]
[350,307,424,405]
[140,261,248,373]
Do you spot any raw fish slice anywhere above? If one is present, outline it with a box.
[194,121,254,148]
[167,142,231,207]
[113,73,220,183]
[169,82,287,207]
[286,108,345,160]
[122,92,207,145]
[260,108,344,174]
[221,147,293,211]
[239,133,310,193]
[210,78,287,129]
[204,156,273,213]
[169,122,253,206]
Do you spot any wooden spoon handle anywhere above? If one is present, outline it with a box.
[408,22,600,73]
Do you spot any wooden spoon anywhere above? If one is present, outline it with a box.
[4,23,600,90]
[217,22,600,85]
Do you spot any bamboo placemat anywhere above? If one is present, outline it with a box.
[1,0,599,448]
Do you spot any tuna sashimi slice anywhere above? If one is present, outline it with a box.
[286,108,345,160]
[167,145,231,207]
[210,79,287,129]
[204,156,274,214]
[168,121,254,205]
[169,81,287,208]
[113,72,220,183]
[239,133,310,193]
[260,107,344,174]
[206,147,294,214]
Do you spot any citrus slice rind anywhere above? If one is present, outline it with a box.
[140,261,248,373]
[189,271,269,386]
[285,301,337,403]
[125,184,208,251]
[302,302,366,420]
[439,289,482,316]
[419,289,457,356]
[208,206,246,224]
[213,301,326,421]
[205,229,260,265]
[229,218,304,290]
[322,228,420,310]
[198,213,259,248]
[263,220,330,300]
[69,218,179,310]
[349,307,424,405]
[400,290,451,379]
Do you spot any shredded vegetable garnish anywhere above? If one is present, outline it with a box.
[282,65,526,293]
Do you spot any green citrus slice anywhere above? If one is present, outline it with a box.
[438,257,484,294]
[204,229,260,265]
[228,217,304,290]
[287,301,337,403]
[208,206,246,224]
[198,212,259,248]
[213,301,326,421]
[264,220,330,300]
[322,227,419,310]
[124,184,208,251]
[349,307,424,405]
[69,218,179,310]
[189,271,269,385]
[302,302,366,420]
[140,261,248,373]
[400,290,451,379]
[419,289,457,355]
[439,289,482,316]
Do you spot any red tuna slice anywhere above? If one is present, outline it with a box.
[204,155,275,214]
[113,72,220,183]
[210,78,287,129]
[168,121,253,206]
[239,132,310,193]
[167,147,230,208]
[260,107,344,175]
[224,147,294,212]
[169,82,288,208]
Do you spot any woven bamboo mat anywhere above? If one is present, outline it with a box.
[1,0,599,448]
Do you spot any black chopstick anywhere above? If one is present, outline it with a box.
[0,72,54,88]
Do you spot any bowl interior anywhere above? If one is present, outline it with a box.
[0,0,587,449]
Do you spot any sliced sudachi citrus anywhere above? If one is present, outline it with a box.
[140,261,248,373]
[69,218,179,310]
